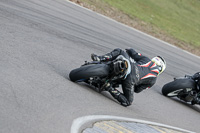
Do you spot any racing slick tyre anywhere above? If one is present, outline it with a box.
[162,78,196,97]
[69,64,109,82]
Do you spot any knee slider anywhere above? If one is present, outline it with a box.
[118,94,130,106]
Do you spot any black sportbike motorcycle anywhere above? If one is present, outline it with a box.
[69,55,131,92]
[162,75,200,105]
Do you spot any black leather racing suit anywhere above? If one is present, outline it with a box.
[101,48,160,106]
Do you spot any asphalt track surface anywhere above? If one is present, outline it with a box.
[0,0,200,133]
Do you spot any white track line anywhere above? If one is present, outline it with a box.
[71,115,195,133]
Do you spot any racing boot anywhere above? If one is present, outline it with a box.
[91,48,124,62]
[91,53,112,62]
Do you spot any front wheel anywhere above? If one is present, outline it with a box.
[162,78,196,97]
[69,64,110,82]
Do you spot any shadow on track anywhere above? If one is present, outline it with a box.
[160,95,200,113]
[152,87,200,113]
[169,97,200,112]
[68,80,119,105]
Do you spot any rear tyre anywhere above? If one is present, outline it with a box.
[69,64,109,82]
[162,78,195,97]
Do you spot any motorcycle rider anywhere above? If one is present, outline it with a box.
[91,48,166,107]
[191,72,200,104]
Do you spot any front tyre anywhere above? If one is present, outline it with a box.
[162,78,195,97]
[69,64,109,82]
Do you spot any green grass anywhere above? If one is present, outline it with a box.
[82,0,200,47]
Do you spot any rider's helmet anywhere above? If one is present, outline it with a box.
[151,56,166,75]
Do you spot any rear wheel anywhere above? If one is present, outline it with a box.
[162,78,195,97]
[69,64,110,82]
